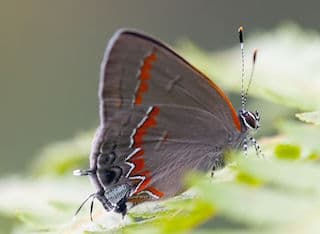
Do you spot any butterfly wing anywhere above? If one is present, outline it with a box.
[89,29,245,206]
[99,29,240,132]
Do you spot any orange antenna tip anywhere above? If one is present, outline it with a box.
[238,26,244,44]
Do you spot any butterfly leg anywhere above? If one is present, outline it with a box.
[74,190,114,221]
[115,196,128,218]
[210,155,225,178]
[89,195,95,221]
[249,136,264,158]
[242,138,248,157]
[210,165,216,178]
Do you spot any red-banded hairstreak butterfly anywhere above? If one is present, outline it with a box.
[74,26,261,218]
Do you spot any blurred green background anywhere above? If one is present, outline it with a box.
[1,1,320,234]
[1,0,319,175]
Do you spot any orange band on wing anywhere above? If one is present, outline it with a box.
[127,106,164,198]
[145,186,164,198]
[135,171,151,193]
[134,52,157,105]
[204,77,241,131]
[131,157,144,175]
[133,106,160,147]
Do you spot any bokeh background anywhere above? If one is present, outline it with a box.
[1,0,319,175]
[2,1,320,234]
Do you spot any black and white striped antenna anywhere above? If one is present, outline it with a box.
[238,26,258,109]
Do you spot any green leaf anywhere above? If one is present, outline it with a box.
[277,121,320,154]
[296,111,320,125]
[274,144,301,160]
[236,171,264,186]
[236,157,320,194]
[189,159,320,233]
[122,198,216,234]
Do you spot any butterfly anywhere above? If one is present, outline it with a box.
[74,26,261,218]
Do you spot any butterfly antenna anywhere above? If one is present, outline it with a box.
[238,26,246,109]
[74,193,96,217]
[244,49,258,100]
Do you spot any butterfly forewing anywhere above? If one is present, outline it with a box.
[99,30,240,132]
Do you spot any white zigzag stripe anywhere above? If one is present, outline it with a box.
[125,106,160,199]
[129,106,154,148]
[129,175,146,196]
[124,147,141,178]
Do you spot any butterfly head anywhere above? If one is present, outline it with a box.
[239,109,260,132]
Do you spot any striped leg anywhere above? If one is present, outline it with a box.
[249,136,264,158]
